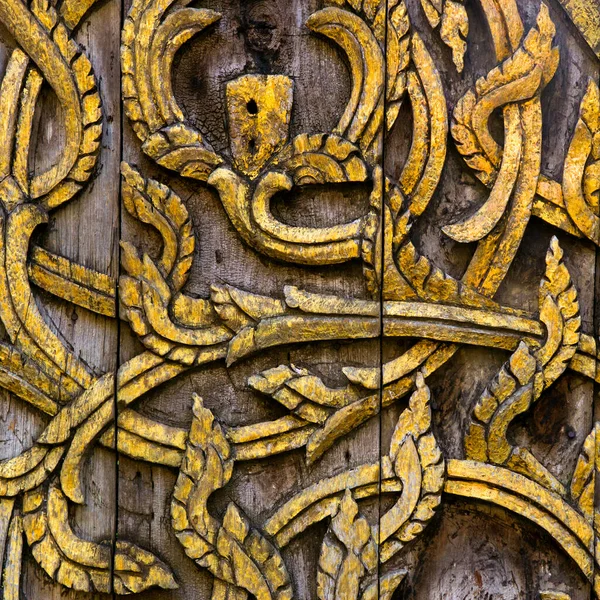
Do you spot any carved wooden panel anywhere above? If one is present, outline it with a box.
[0,0,598,598]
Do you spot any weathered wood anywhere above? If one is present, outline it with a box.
[0,0,598,598]
[382,1,598,595]
[118,2,382,597]
[0,0,120,598]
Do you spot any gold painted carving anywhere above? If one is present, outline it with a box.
[557,0,600,58]
[0,0,597,597]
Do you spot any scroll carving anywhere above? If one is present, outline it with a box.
[0,0,597,597]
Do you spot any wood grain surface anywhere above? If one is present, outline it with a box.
[0,0,598,598]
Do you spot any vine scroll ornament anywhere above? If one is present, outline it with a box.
[0,0,597,597]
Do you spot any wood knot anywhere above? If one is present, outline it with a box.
[242,1,282,56]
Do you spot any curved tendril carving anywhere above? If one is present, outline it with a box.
[563,79,600,243]
[21,481,176,595]
[0,0,597,597]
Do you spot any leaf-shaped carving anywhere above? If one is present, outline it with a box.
[360,167,388,299]
[273,134,368,186]
[386,27,449,227]
[445,4,559,246]
[464,342,543,464]
[22,482,177,594]
[0,0,102,211]
[0,357,182,508]
[451,4,558,187]
[121,162,194,290]
[247,359,391,465]
[307,0,390,166]
[0,444,64,497]
[59,0,102,29]
[211,285,287,335]
[393,231,515,307]
[379,374,445,563]
[307,2,385,164]
[316,489,406,600]
[172,395,292,600]
[0,500,22,599]
[563,79,600,244]
[120,164,231,365]
[247,342,448,469]
[122,0,223,180]
[444,103,523,243]
[0,204,95,417]
[0,340,68,413]
[419,0,468,72]
[570,422,598,522]
[536,238,581,387]
[31,1,103,209]
[569,423,600,597]
[249,363,362,426]
[464,237,580,494]
[318,0,411,148]
[323,0,387,42]
[386,1,411,123]
[360,571,407,600]
[317,490,377,600]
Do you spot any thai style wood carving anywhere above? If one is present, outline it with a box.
[0,0,598,597]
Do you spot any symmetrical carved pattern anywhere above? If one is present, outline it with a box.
[0,0,598,597]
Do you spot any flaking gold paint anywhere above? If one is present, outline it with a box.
[0,0,598,596]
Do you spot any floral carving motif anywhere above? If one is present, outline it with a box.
[0,0,597,597]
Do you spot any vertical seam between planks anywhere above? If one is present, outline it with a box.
[378,1,391,597]
[593,229,599,599]
[111,0,125,596]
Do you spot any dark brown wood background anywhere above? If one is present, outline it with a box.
[0,0,598,597]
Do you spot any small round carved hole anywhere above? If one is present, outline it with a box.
[247,99,259,115]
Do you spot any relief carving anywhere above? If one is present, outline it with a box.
[0,0,597,597]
